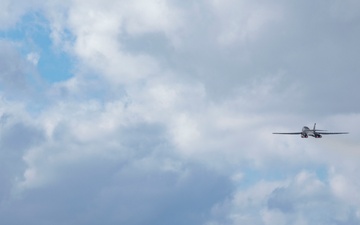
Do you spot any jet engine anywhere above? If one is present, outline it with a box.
[315,134,322,138]
[301,134,308,138]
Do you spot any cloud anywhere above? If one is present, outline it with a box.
[0,41,35,95]
[26,52,40,65]
[207,171,360,225]
[0,0,36,29]
[1,98,232,224]
[210,0,283,45]
[0,101,45,204]
[42,0,184,86]
[0,1,360,225]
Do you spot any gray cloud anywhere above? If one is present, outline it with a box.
[2,145,231,225]
[0,41,30,93]
[152,0,360,115]
[0,112,45,204]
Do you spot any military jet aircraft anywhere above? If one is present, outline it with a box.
[273,123,348,138]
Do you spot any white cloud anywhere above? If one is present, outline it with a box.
[0,0,32,29]
[208,170,360,225]
[26,52,40,65]
[42,0,184,85]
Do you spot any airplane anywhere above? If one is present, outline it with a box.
[273,123,348,138]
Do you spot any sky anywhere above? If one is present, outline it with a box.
[0,0,360,224]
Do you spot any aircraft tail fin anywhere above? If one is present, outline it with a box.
[313,123,326,131]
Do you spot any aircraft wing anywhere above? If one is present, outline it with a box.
[272,132,302,135]
[317,132,349,135]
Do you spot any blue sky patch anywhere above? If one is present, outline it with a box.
[0,12,73,83]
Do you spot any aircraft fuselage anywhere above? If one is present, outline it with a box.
[301,126,322,138]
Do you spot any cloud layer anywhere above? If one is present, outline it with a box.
[1,0,360,224]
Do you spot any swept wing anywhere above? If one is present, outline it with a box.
[316,132,348,135]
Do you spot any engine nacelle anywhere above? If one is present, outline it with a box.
[315,134,322,138]
[301,134,308,138]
